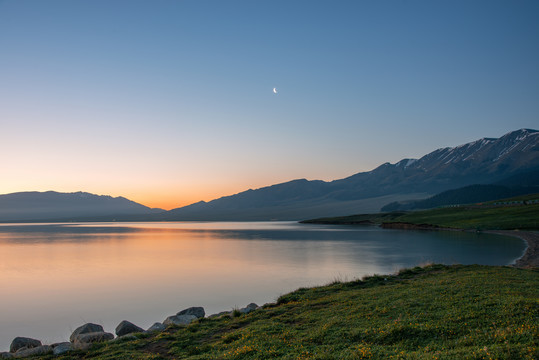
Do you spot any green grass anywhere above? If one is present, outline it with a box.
[483,193,539,204]
[391,204,539,230]
[300,212,406,225]
[302,193,539,230]
[38,265,538,360]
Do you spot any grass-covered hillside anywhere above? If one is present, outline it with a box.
[303,194,539,230]
[390,203,539,230]
[300,212,407,226]
[40,265,537,359]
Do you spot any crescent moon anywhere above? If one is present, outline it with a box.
[273,88,277,94]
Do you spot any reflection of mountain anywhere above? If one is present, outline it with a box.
[0,191,163,222]
[161,128,539,220]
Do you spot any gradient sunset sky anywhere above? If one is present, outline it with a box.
[1,0,538,210]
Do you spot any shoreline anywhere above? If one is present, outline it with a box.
[2,265,536,358]
[380,222,538,268]
[484,230,539,269]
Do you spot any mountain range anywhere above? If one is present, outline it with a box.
[159,128,539,220]
[0,191,162,222]
[0,128,538,222]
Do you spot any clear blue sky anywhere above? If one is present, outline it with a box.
[1,0,538,209]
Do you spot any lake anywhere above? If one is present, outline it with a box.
[0,221,525,351]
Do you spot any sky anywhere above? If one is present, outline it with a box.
[1,0,538,210]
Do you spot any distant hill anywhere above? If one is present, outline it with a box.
[302,192,539,231]
[382,169,539,211]
[161,128,539,220]
[0,191,163,222]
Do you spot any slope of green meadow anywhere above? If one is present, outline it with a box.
[37,265,538,360]
[302,194,539,230]
[392,204,539,230]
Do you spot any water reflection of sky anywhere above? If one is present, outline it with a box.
[0,222,525,351]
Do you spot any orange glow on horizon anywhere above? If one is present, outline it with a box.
[125,177,300,210]
[129,187,244,211]
[1,172,333,211]
[135,196,202,211]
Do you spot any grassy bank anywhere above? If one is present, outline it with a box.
[302,194,539,230]
[300,212,406,225]
[388,204,539,230]
[38,265,538,359]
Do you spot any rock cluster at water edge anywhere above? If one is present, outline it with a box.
[2,303,260,357]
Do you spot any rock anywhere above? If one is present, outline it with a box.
[146,322,166,332]
[14,345,52,358]
[115,320,144,337]
[51,342,73,356]
[177,306,205,319]
[72,331,114,349]
[239,303,259,314]
[163,314,197,326]
[50,342,68,348]
[70,323,104,342]
[0,352,14,359]
[9,338,41,353]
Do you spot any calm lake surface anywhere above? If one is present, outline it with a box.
[0,221,525,350]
